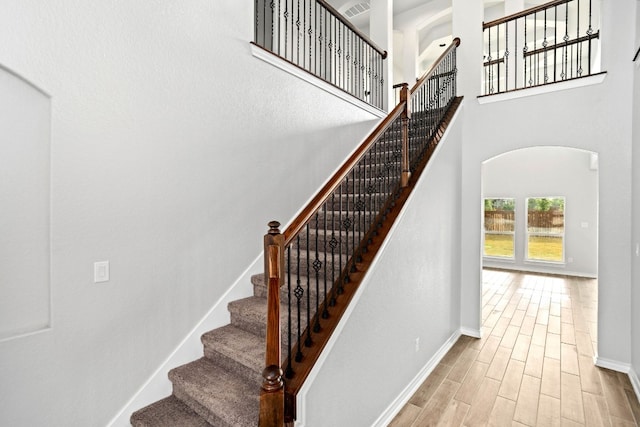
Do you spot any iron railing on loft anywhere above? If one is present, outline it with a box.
[254,0,387,110]
[482,0,602,96]
[258,37,461,427]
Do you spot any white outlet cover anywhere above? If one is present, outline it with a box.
[94,261,109,283]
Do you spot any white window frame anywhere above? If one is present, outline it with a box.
[483,198,516,260]
[525,196,566,264]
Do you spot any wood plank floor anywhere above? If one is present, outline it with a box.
[389,269,640,426]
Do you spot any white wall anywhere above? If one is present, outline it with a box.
[457,0,636,366]
[0,1,381,425]
[482,147,598,278]
[631,0,640,390]
[300,112,463,426]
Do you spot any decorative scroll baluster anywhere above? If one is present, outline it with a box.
[482,0,600,96]
[254,0,387,109]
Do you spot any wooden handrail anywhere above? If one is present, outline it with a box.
[411,38,461,95]
[483,0,570,29]
[261,37,461,425]
[282,100,406,246]
[316,0,387,59]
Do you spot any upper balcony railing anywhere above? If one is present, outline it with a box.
[254,0,387,110]
[482,0,601,96]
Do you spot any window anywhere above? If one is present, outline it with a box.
[483,198,515,258]
[526,197,565,262]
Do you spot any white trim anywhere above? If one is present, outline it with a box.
[481,261,597,279]
[460,327,482,339]
[371,330,462,427]
[629,367,640,405]
[250,44,386,118]
[477,73,607,104]
[593,356,631,373]
[106,253,263,427]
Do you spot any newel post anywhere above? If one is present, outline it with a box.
[259,221,285,427]
[400,83,411,187]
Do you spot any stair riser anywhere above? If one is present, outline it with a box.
[202,348,263,389]
[172,386,232,427]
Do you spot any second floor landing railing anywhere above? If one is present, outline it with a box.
[482,0,601,96]
[254,0,387,110]
[258,37,461,427]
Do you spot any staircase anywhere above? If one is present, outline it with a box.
[130,107,461,427]
[130,273,281,426]
[131,35,461,426]
[129,133,404,427]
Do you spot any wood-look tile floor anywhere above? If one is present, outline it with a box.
[389,269,640,426]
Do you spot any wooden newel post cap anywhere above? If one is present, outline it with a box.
[262,365,284,392]
[268,221,281,235]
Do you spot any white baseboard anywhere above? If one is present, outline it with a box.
[371,329,463,427]
[593,356,631,373]
[459,327,482,339]
[629,367,640,405]
[106,253,263,427]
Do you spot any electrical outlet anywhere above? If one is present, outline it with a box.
[415,337,420,353]
[94,261,109,283]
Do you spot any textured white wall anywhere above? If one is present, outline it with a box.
[458,0,636,365]
[300,113,463,426]
[482,147,599,278]
[0,1,380,425]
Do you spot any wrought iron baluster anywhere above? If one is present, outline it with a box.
[322,202,329,318]
[554,6,558,82]
[497,24,500,93]
[294,236,303,362]
[313,213,321,333]
[285,246,293,378]
[577,0,582,76]
[305,223,312,347]
[544,8,548,83]
[563,2,569,80]
[587,0,593,75]
[514,19,518,90]
[308,0,313,73]
[296,0,301,65]
[329,192,337,305]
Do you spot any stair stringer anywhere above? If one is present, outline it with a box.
[107,253,262,427]
[293,103,465,427]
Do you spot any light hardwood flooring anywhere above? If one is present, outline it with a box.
[389,269,640,426]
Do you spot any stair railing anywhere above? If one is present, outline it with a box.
[259,37,461,427]
[482,0,601,95]
[254,0,387,110]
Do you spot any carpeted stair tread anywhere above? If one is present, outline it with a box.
[201,324,264,386]
[169,357,259,427]
[130,395,211,427]
[228,296,290,338]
